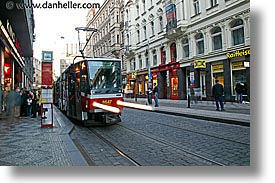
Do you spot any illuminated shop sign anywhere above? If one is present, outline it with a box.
[226,49,250,59]
[194,60,206,69]
[212,64,223,73]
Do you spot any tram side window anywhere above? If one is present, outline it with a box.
[80,74,88,93]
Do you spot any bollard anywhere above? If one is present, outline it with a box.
[135,94,138,102]
[187,94,191,108]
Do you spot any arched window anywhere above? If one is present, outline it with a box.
[211,27,222,50]
[160,46,166,64]
[143,26,147,39]
[170,43,177,62]
[137,30,140,43]
[230,19,244,46]
[182,37,189,58]
[159,16,163,32]
[195,33,204,55]
[151,21,154,36]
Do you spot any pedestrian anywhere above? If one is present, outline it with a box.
[6,87,20,121]
[235,81,244,103]
[153,83,159,107]
[20,87,28,116]
[31,89,38,118]
[212,79,225,111]
[147,87,152,105]
[27,95,32,117]
[14,87,21,117]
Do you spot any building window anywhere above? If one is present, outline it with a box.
[151,21,154,36]
[127,34,130,46]
[153,50,157,66]
[195,33,204,55]
[130,58,136,71]
[182,38,189,58]
[139,55,142,69]
[143,26,147,40]
[170,43,177,62]
[136,5,139,16]
[159,16,163,32]
[117,35,120,44]
[137,30,140,43]
[210,0,218,7]
[160,46,166,64]
[142,0,145,12]
[231,19,245,46]
[145,51,148,67]
[211,27,222,50]
[193,0,200,15]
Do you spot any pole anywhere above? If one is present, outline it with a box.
[147,41,152,89]
[147,40,152,105]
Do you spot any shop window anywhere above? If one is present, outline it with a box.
[212,64,224,86]
[171,77,178,96]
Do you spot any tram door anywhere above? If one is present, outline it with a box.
[68,66,77,117]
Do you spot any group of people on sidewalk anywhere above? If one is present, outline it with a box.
[2,86,40,121]
[147,83,159,107]
[143,79,245,112]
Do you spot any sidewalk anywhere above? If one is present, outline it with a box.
[124,98,250,127]
[0,108,87,166]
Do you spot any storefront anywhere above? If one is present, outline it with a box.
[228,49,250,100]
[151,62,180,100]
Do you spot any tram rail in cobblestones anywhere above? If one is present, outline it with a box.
[88,128,141,166]
[149,120,250,146]
[117,124,226,166]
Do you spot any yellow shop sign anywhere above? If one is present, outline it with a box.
[226,49,250,59]
[194,60,206,69]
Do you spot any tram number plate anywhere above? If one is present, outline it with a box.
[102,100,112,105]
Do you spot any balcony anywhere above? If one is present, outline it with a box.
[164,20,187,39]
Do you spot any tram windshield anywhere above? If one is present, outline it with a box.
[88,60,122,94]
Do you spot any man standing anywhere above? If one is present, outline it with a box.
[153,83,159,107]
[212,79,225,111]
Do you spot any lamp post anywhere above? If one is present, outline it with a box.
[147,40,152,105]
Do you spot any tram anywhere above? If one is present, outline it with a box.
[54,57,123,126]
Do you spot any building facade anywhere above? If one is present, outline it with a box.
[124,0,250,101]
[33,57,42,89]
[0,0,35,111]
[86,0,127,73]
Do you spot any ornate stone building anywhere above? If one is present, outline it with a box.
[124,0,250,101]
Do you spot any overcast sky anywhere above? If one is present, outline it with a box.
[33,0,103,76]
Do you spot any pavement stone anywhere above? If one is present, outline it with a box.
[0,107,88,166]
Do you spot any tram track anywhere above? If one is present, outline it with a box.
[145,120,250,146]
[116,124,226,166]
[87,127,141,166]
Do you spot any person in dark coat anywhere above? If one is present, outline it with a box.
[153,83,159,107]
[20,87,28,116]
[212,79,225,111]
[235,81,244,103]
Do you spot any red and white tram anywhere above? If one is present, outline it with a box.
[55,57,124,126]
